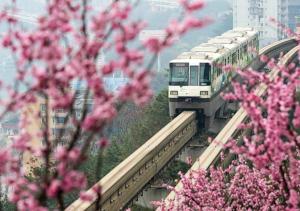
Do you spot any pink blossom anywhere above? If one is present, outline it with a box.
[181,16,208,33]
[79,191,94,202]
[101,61,115,75]
[159,28,300,210]
[54,146,68,161]
[61,170,87,192]
[180,0,205,11]
[12,130,31,151]
[0,0,209,209]
[260,54,269,63]
[144,38,161,53]
[2,34,12,47]
[68,147,81,162]
[293,104,300,128]
[288,189,299,209]
[47,180,61,198]
[92,185,101,195]
[97,138,109,148]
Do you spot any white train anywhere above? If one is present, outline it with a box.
[168,28,259,128]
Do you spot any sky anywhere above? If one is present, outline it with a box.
[0,0,232,95]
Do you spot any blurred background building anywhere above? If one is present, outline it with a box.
[233,0,300,45]
[288,0,300,32]
[296,16,300,34]
[22,90,93,175]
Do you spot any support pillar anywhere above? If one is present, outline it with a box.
[205,114,215,130]
[135,187,168,209]
[177,137,209,163]
[218,102,228,118]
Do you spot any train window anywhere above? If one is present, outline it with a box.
[190,66,198,86]
[169,63,189,86]
[53,116,66,124]
[232,53,237,64]
[199,63,211,85]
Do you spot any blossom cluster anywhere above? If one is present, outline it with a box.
[0,0,208,210]
[157,36,300,209]
[155,160,284,210]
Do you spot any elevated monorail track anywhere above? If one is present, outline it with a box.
[66,38,298,211]
[163,42,300,205]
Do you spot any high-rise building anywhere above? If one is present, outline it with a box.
[233,0,288,44]
[23,90,93,175]
[288,0,300,31]
[295,16,300,34]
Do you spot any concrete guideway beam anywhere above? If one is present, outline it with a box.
[65,38,298,211]
[66,111,197,211]
[161,39,300,208]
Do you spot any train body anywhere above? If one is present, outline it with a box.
[168,28,259,128]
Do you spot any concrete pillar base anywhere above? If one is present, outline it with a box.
[135,187,168,209]
[205,114,215,129]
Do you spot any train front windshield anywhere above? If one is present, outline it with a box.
[169,63,189,86]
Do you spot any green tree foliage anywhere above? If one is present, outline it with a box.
[158,161,190,186]
[101,89,170,176]
[9,89,170,210]
[0,193,16,211]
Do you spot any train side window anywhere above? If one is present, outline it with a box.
[199,63,211,85]
[232,53,237,64]
[218,68,221,76]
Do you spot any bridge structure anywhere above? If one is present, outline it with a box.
[65,38,299,211]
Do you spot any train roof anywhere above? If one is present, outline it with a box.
[207,37,239,50]
[191,43,229,53]
[208,36,236,44]
[232,27,258,36]
[221,29,257,39]
[172,27,258,63]
[221,32,251,39]
[232,27,255,32]
[219,28,257,46]
[176,51,220,60]
[170,57,212,64]
[176,52,193,59]
[174,44,230,61]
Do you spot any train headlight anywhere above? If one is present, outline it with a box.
[200,91,208,96]
[170,91,178,95]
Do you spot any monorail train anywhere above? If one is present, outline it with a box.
[168,28,259,128]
